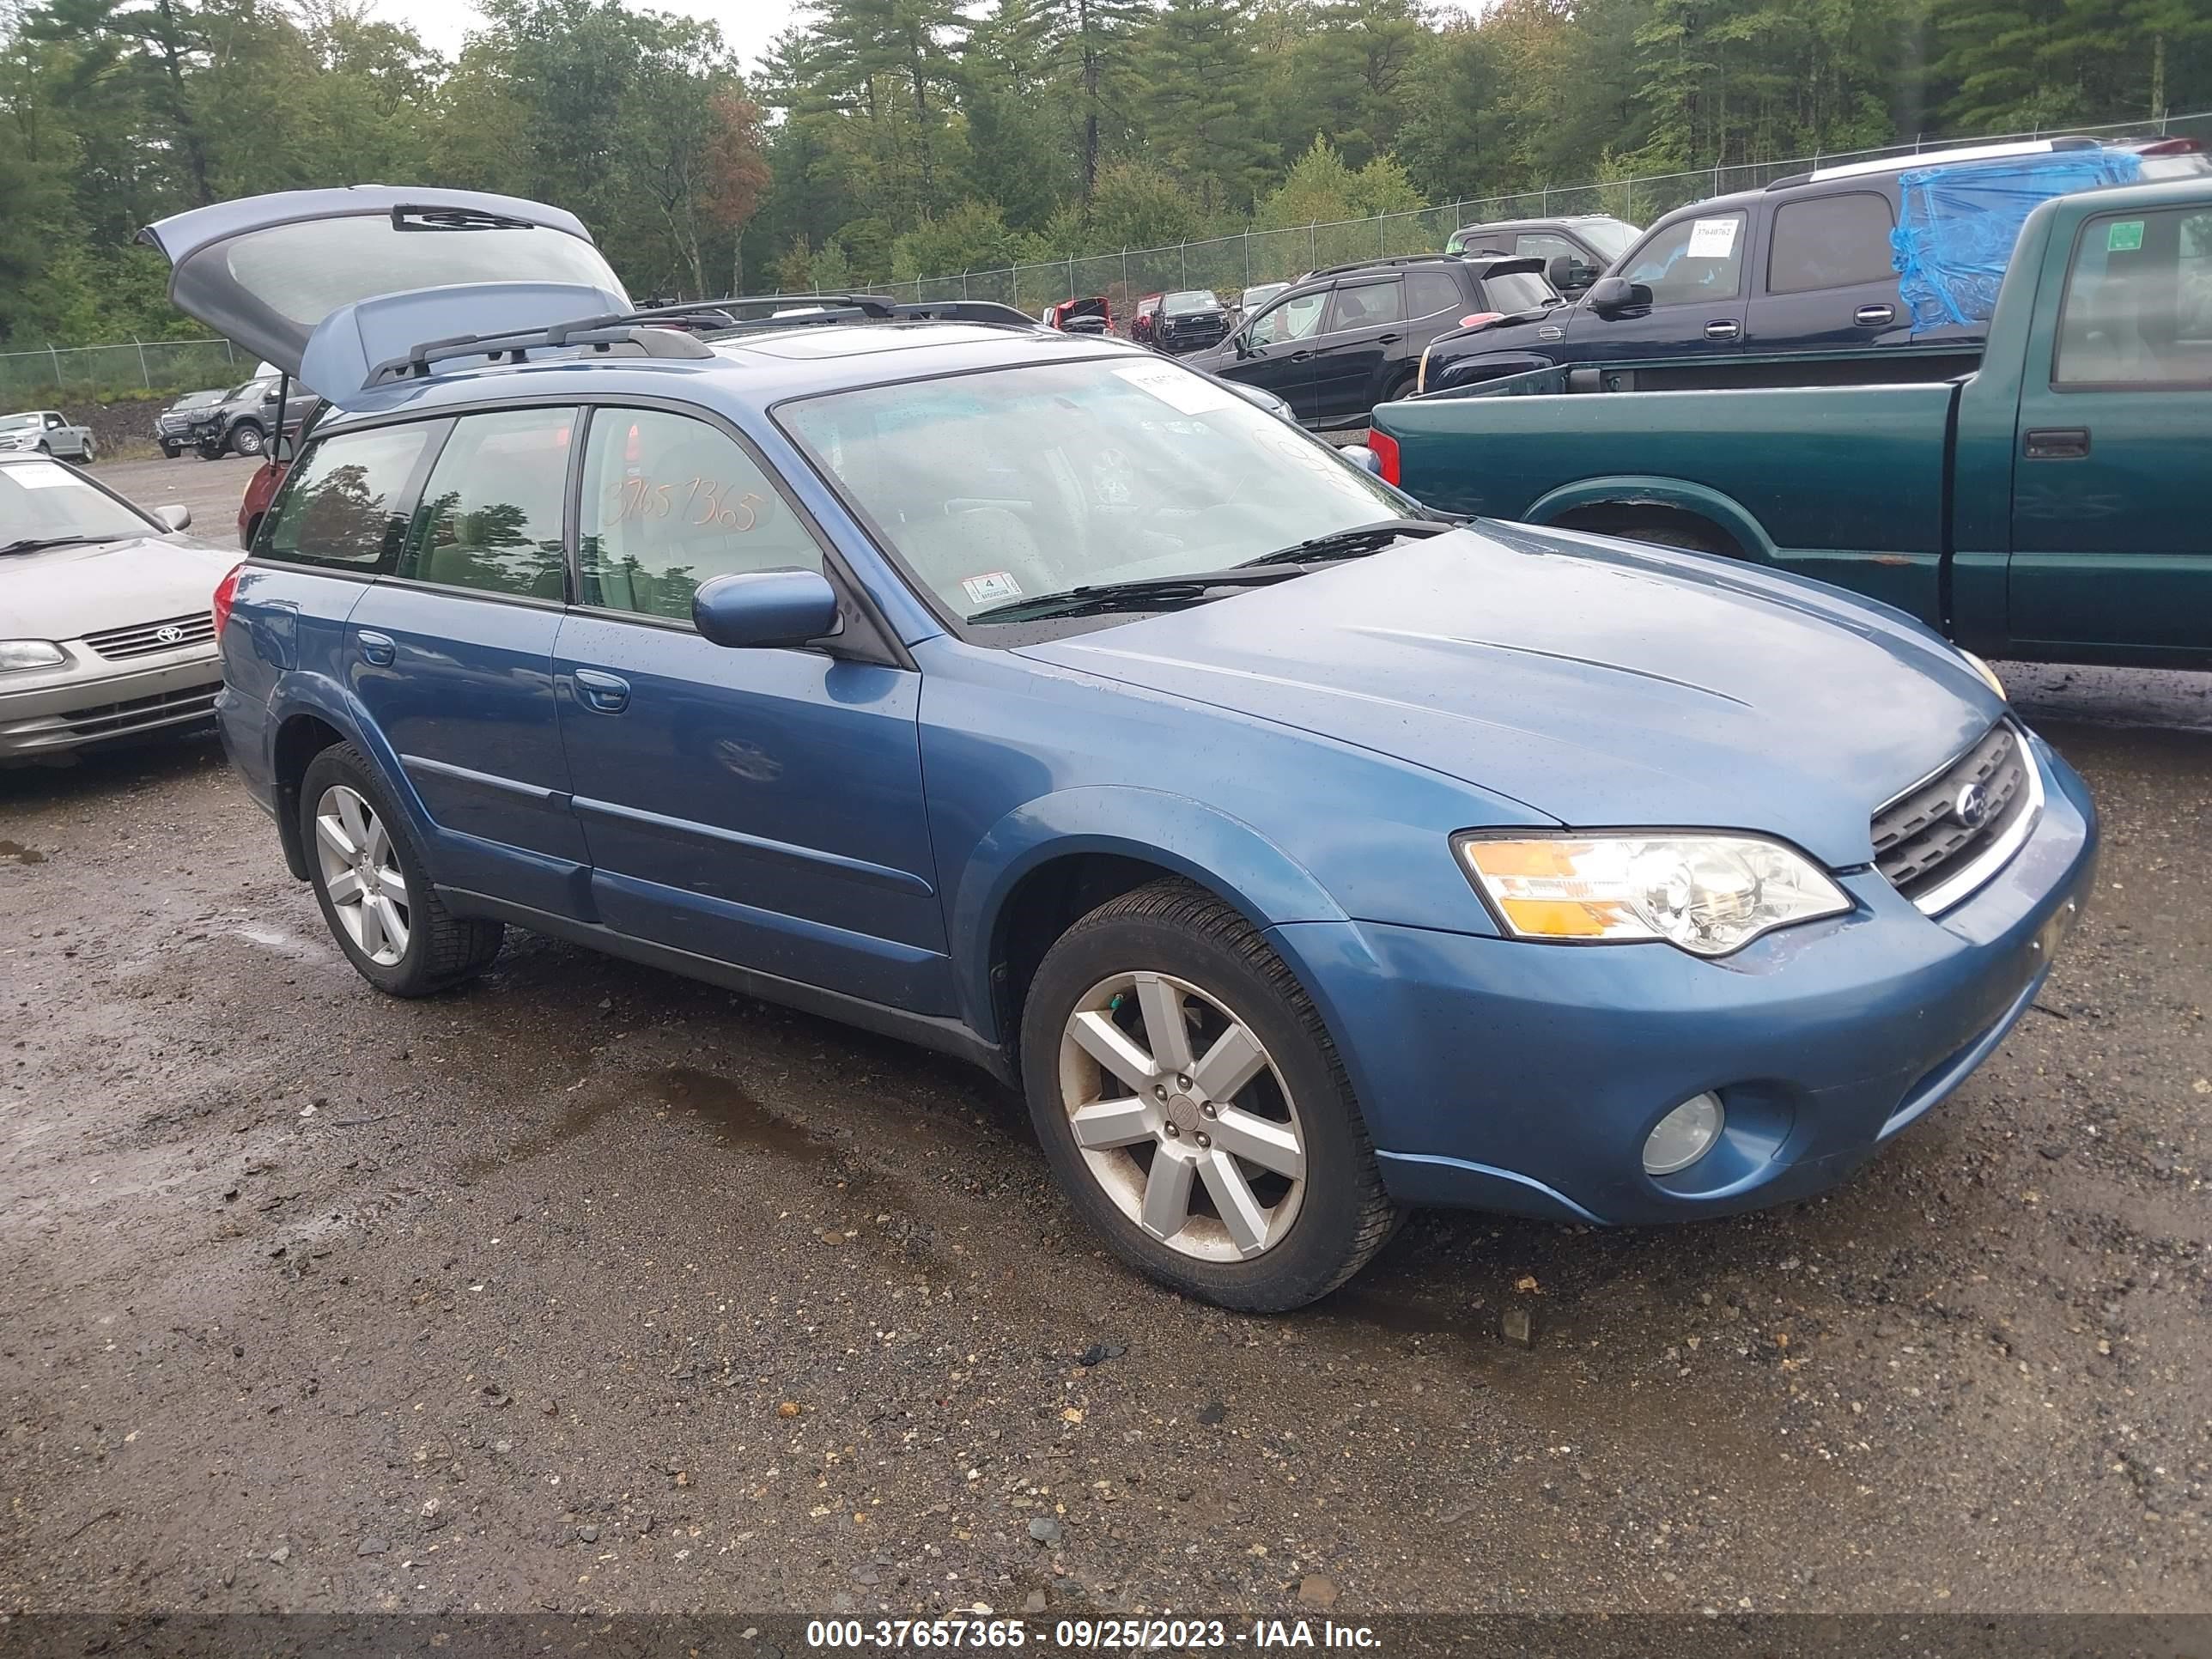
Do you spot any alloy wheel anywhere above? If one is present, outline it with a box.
[313,784,410,965]
[1055,970,1306,1261]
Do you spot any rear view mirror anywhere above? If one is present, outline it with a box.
[155,503,192,532]
[693,569,842,650]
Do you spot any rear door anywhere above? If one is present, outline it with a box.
[342,405,592,916]
[1747,189,1911,348]
[1566,210,1752,362]
[1308,276,1407,421]
[2008,202,2212,665]
[550,405,950,1012]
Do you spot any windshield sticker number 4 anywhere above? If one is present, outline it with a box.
[962,570,1022,607]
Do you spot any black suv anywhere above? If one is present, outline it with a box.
[1187,253,1558,426]
[1421,135,2211,393]
[1443,216,1640,296]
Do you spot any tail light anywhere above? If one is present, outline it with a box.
[212,562,244,637]
[1458,312,1504,330]
[1368,430,1401,487]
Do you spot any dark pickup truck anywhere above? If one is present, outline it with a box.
[1419,135,2208,394]
[1370,173,2212,671]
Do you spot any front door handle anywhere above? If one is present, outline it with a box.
[2023,427,2091,460]
[1704,319,1741,341]
[356,629,396,666]
[572,668,630,714]
[1854,303,1897,325]
[1288,349,1314,362]
[1376,334,1402,345]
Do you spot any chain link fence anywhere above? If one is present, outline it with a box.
[883,108,2212,320]
[9,107,2207,392]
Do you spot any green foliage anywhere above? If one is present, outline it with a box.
[3,0,2209,345]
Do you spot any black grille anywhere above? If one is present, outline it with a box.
[82,611,216,660]
[1871,723,2032,903]
[60,683,221,738]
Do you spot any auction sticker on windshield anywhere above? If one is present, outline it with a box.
[1687,217,1740,258]
[1115,361,1239,416]
[10,461,73,489]
[961,570,1022,607]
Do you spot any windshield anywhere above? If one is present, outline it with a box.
[0,459,155,545]
[1581,218,1640,261]
[1486,270,1559,311]
[0,414,40,432]
[1164,291,1218,314]
[781,356,1407,627]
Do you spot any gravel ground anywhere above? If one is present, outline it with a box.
[3,474,2209,1620]
[90,453,258,550]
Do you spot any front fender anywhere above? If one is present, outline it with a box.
[949,786,1348,1040]
[1522,474,1780,563]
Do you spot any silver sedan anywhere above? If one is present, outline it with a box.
[0,453,235,762]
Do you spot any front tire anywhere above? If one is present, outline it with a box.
[161,442,179,459]
[299,743,503,996]
[1019,878,1401,1311]
[229,421,265,457]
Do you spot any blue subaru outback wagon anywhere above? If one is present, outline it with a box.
[145,187,2097,1311]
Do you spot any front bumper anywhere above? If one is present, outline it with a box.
[0,646,224,759]
[1277,732,2099,1224]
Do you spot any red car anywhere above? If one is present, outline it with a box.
[1042,295,1112,334]
[234,388,324,547]
[1129,293,1164,344]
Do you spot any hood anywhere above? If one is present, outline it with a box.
[1014,523,2000,867]
[0,534,240,642]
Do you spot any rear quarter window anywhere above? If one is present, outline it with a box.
[259,423,435,571]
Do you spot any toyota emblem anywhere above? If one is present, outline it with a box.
[155,624,185,645]
[1952,781,1990,829]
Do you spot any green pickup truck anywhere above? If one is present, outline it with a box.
[1370,174,2211,670]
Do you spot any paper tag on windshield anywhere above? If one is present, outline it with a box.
[1114,361,1239,416]
[961,570,1022,606]
[11,460,72,489]
[1686,217,1739,258]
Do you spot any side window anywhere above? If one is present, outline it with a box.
[46,412,65,429]
[1324,279,1403,332]
[1515,233,1577,263]
[578,408,823,622]
[1407,270,1462,318]
[1767,192,1897,294]
[1624,211,1748,306]
[1247,289,1327,346]
[2056,208,2212,388]
[261,424,434,570]
[398,407,576,599]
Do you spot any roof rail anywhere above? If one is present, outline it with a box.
[1302,253,1468,282]
[1767,134,2104,191]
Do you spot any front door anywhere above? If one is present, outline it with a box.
[1308,276,1406,422]
[1566,209,1752,363]
[550,405,951,1012]
[2008,202,2212,665]
[343,405,592,916]
[1217,288,1329,418]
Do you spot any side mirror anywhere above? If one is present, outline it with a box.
[1338,444,1383,477]
[1546,255,1577,293]
[692,569,842,650]
[155,503,192,532]
[1584,276,1650,315]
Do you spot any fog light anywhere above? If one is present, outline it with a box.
[1644,1092,1725,1176]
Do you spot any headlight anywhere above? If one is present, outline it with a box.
[1455,832,1851,957]
[1958,649,2005,700]
[0,640,69,672]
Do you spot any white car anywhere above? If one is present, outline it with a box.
[0,409,95,462]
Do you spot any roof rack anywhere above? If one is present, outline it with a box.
[1301,253,1472,282]
[1765,134,2102,191]
[368,293,1041,387]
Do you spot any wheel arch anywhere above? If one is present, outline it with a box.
[264,679,422,880]
[1525,475,1778,563]
[954,788,1350,1049]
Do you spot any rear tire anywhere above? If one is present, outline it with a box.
[1018,878,1401,1311]
[80,438,94,464]
[299,743,504,997]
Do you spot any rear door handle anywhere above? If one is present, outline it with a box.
[356,629,396,666]
[1854,303,1897,325]
[1704,319,1741,341]
[2023,427,2091,459]
[1376,334,1402,345]
[572,668,630,714]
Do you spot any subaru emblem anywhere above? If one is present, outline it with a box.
[1952,781,1990,829]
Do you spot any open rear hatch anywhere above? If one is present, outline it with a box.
[139,187,629,404]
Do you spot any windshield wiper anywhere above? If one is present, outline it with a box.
[969,565,1308,623]
[1237,517,1454,568]
[0,535,95,556]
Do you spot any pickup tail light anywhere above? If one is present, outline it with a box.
[1458,312,1504,330]
[212,562,244,638]
[1368,430,1401,487]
